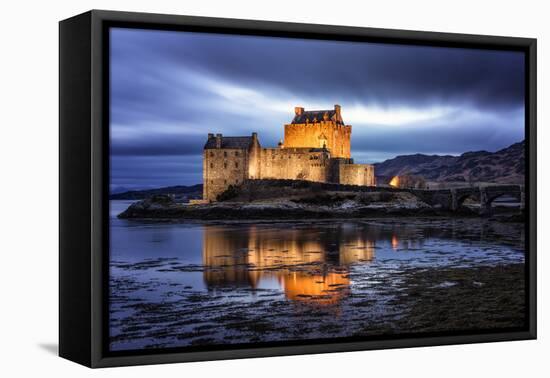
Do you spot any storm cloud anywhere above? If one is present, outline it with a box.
[110,27,525,190]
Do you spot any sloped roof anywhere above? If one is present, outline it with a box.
[204,136,254,149]
[292,110,344,125]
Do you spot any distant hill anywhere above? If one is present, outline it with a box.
[374,140,525,185]
[110,186,132,195]
[109,184,203,201]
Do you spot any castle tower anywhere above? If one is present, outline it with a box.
[202,132,261,202]
[283,104,351,158]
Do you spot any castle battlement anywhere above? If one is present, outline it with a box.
[202,105,374,201]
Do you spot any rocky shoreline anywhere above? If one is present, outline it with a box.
[117,194,440,220]
[117,193,523,221]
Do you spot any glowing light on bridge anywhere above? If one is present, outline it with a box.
[389,176,400,188]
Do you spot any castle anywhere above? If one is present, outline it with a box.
[202,105,375,201]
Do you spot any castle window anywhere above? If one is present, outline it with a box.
[235,162,239,168]
[210,162,214,168]
[211,180,213,184]
[224,179,227,184]
[224,162,227,169]
[209,151,214,157]
[224,151,227,157]
[235,151,239,157]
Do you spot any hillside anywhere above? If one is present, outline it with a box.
[109,184,203,201]
[374,140,525,184]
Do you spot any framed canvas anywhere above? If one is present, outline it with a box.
[59,10,537,368]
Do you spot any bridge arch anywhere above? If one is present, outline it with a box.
[485,191,522,212]
[410,185,523,214]
[480,185,524,214]
[455,191,481,212]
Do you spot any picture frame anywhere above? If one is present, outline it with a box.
[59,9,537,368]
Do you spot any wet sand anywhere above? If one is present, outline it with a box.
[110,262,525,350]
[384,264,525,334]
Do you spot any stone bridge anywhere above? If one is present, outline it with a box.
[410,185,524,214]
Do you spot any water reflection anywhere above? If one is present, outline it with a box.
[109,200,527,350]
[202,224,378,305]
[280,271,350,306]
[391,235,399,250]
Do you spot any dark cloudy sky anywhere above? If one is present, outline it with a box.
[109,27,525,191]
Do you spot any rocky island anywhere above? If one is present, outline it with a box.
[117,179,523,220]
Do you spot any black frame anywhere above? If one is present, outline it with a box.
[59,9,537,368]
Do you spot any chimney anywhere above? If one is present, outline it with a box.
[334,104,341,119]
[208,133,214,139]
[252,132,258,143]
[295,106,304,116]
[215,133,222,149]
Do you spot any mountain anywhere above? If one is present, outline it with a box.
[109,184,203,201]
[374,140,525,185]
[110,186,132,195]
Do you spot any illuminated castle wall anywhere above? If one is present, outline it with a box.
[203,105,375,201]
[284,105,351,158]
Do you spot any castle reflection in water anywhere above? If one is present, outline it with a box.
[201,223,425,306]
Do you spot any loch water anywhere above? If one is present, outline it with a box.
[109,200,525,351]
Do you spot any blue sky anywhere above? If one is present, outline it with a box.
[109,27,525,191]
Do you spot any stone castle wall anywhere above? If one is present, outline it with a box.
[203,148,249,201]
[339,164,376,186]
[283,122,351,159]
[247,137,262,180]
[258,148,331,182]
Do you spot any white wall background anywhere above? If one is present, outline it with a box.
[0,0,547,376]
